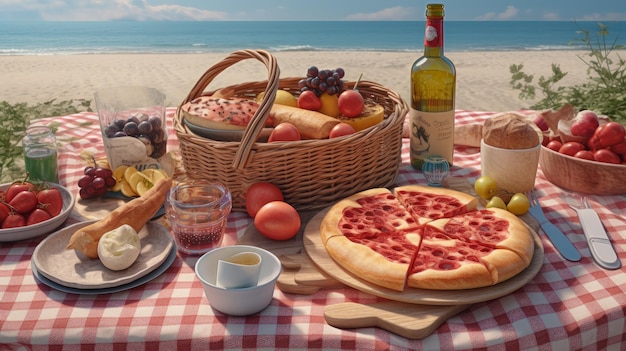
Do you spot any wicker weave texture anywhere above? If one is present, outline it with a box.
[174,50,408,211]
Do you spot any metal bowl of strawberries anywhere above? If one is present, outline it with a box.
[0,182,75,242]
[537,109,626,195]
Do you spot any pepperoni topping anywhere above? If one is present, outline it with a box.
[395,190,468,223]
[439,209,510,247]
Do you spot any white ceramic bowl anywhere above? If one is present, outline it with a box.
[0,182,75,242]
[195,245,282,316]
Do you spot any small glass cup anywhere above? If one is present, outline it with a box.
[421,155,450,187]
[23,126,58,183]
[166,182,232,255]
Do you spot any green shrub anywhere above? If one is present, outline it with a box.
[509,22,626,125]
[0,99,91,183]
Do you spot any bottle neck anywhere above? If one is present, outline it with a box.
[423,17,444,57]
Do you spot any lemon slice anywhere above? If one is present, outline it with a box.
[123,166,138,183]
[128,171,151,194]
[135,179,154,196]
[337,102,385,131]
[111,179,126,193]
[120,181,138,197]
[113,165,128,181]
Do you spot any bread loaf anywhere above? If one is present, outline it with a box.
[482,112,541,149]
[67,177,173,259]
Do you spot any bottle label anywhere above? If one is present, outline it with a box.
[409,108,454,168]
[424,18,443,48]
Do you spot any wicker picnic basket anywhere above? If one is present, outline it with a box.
[174,49,408,212]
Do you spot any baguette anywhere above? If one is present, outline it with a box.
[67,177,173,259]
[270,104,341,139]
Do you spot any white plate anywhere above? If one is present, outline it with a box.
[0,182,75,242]
[31,246,177,295]
[32,220,174,289]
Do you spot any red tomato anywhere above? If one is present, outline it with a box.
[0,203,9,223]
[6,181,35,203]
[9,191,38,214]
[558,142,585,156]
[245,182,284,218]
[588,122,626,150]
[338,90,365,117]
[2,213,25,229]
[593,149,621,164]
[268,123,301,142]
[610,137,626,155]
[26,208,52,226]
[297,90,322,111]
[573,150,595,161]
[254,201,301,241]
[37,187,63,217]
[329,123,356,138]
[546,140,563,152]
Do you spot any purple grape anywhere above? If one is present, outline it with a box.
[138,121,153,134]
[148,115,162,130]
[78,175,92,188]
[307,66,318,78]
[92,177,106,190]
[335,68,345,78]
[114,119,127,129]
[105,124,120,138]
[113,131,127,138]
[123,121,138,136]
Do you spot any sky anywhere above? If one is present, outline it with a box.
[1,0,626,22]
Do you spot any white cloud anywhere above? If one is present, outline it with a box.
[3,0,228,21]
[474,5,519,21]
[344,6,417,21]
[578,12,626,21]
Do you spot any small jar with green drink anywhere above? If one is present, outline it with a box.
[23,126,58,183]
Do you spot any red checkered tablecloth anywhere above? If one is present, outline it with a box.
[1,108,625,350]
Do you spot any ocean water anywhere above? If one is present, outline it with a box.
[1,21,625,55]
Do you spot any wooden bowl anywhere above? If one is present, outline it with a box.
[539,146,626,195]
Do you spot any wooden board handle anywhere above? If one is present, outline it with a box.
[324,302,469,340]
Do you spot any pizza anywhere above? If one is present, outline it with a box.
[181,96,274,130]
[320,185,534,291]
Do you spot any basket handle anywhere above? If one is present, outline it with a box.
[181,49,280,170]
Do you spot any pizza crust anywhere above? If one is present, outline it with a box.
[407,259,494,290]
[325,236,410,291]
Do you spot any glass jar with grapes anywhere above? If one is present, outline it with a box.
[94,86,168,172]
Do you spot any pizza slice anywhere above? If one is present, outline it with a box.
[425,208,534,266]
[325,229,421,291]
[320,188,420,244]
[406,227,495,290]
[393,185,478,225]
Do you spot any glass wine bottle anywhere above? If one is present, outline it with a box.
[410,3,456,170]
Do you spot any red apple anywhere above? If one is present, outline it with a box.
[533,114,549,132]
[570,110,600,138]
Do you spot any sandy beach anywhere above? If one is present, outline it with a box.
[1,50,591,112]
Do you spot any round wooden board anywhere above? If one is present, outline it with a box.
[304,207,544,306]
